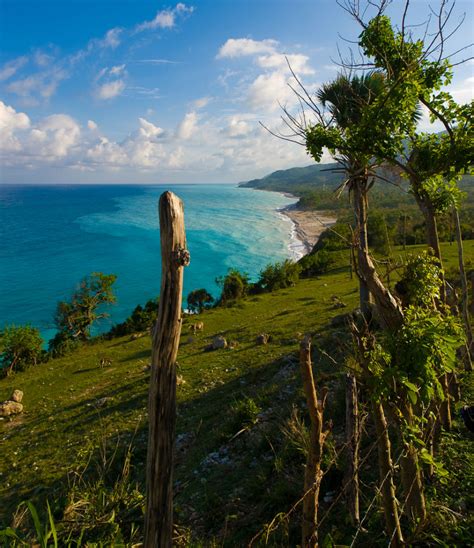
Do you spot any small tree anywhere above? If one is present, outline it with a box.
[0,325,44,376]
[258,260,301,291]
[216,269,249,304]
[187,288,214,313]
[54,272,117,341]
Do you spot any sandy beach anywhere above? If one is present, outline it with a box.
[280,204,337,257]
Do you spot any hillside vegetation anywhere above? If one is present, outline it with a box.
[1,241,473,546]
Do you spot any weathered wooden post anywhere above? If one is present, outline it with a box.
[145,191,190,548]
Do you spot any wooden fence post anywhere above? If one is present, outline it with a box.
[144,191,190,548]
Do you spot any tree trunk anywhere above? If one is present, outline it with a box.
[353,182,404,331]
[399,401,426,522]
[345,372,360,525]
[372,401,404,547]
[145,192,190,548]
[453,206,473,370]
[300,336,326,548]
[353,179,371,318]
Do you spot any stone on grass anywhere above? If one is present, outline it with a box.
[0,401,23,417]
[11,390,23,403]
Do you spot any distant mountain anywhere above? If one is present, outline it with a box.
[239,163,343,194]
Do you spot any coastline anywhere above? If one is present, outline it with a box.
[279,203,337,259]
[243,186,337,261]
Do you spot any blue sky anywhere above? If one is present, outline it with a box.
[0,0,473,184]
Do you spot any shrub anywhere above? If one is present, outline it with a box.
[258,260,301,291]
[48,331,79,358]
[107,298,159,338]
[0,325,44,376]
[299,250,334,277]
[216,269,250,304]
[187,288,214,313]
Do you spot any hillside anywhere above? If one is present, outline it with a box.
[239,163,342,194]
[1,241,473,546]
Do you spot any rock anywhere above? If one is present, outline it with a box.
[130,332,143,341]
[11,390,23,403]
[212,335,227,350]
[0,401,23,417]
[256,333,270,345]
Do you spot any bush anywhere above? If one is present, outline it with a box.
[258,260,301,291]
[0,325,44,376]
[187,288,214,313]
[48,331,79,358]
[107,298,159,338]
[216,269,250,304]
[299,250,334,277]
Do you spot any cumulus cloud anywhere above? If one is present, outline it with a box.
[136,3,194,32]
[0,101,31,152]
[87,120,98,131]
[29,114,81,158]
[0,56,29,82]
[96,79,126,100]
[177,111,198,140]
[217,37,317,113]
[217,38,278,58]
[137,117,165,139]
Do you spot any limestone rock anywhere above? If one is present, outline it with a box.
[11,390,23,403]
[0,401,23,416]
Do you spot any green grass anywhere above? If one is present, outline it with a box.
[1,240,473,545]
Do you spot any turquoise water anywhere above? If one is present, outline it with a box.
[0,184,296,341]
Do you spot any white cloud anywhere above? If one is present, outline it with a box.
[6,68,67,102]
[224,116,251,137]
[0,101,31,153]
[217,38,278,59]
[0,56,29,82]
[193,96,212,109]
[256,53,314,75]
[136,3,194,32]
[177,111,198,140]
[248,71,292,111]
[97,79,126,100]
[29,114,81,159]
[137,117,165,139]
[109,64,126,76]
[100,28,122,49]
[87,120,98,131]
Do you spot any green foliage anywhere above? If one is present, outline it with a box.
[0,325,44,375]
[0,501,58,547]
[396,251,443,307]
[187,288,214,313]
[299,250,334,277]
[48,331,79,358]
[367,211,393,255]
[54,272,117,342]
[107,298,159,338]
[258,260,301,291]
[216,268,250,304]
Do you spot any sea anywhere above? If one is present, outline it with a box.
[0,184,301,342]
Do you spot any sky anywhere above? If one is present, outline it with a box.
[0,0,473,184]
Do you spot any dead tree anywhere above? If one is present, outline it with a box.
[144,191,190,548]
[300,335,328,547]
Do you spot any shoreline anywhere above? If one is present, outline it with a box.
[243,186,337,261]
[279,203,337,259]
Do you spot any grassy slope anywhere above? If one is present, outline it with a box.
[1,241,473,544]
